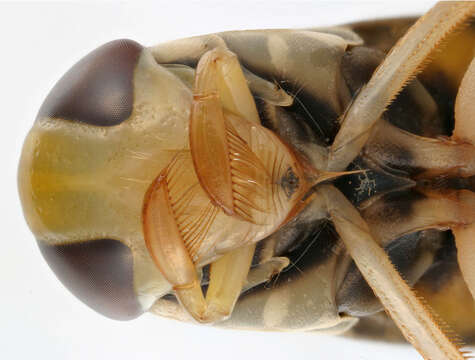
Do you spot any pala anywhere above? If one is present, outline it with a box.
[18,2,475,359]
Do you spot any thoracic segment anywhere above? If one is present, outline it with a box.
[144,7,475,358]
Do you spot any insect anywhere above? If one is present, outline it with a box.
[17,2,475,359]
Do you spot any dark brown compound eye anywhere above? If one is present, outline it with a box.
[37,239,144,320]
[37,39,143,126]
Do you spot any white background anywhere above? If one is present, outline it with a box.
[1,1,469,359]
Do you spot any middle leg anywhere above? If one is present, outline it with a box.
[361,188,475,300]
[314,184,468,360]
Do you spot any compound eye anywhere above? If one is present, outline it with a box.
[37,39,143,126]
[37,239,143,320]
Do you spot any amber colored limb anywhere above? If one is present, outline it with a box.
[142,160,198,288]
[189,82,235,214]
[190,48,280,224]
[189,49,234,214]
[453,224,475,301]
[143,155,257,323]
[328,2,475,171]
[189,48,264,217]
[316,185,468,360]
[193,47,260,124]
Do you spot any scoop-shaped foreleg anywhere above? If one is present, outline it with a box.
[142,153,257,323]
[189,47,320,227]
[189,47,273,221]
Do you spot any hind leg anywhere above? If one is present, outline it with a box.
[327,2,475,171]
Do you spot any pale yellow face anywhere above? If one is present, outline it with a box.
[18,41,194,316]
